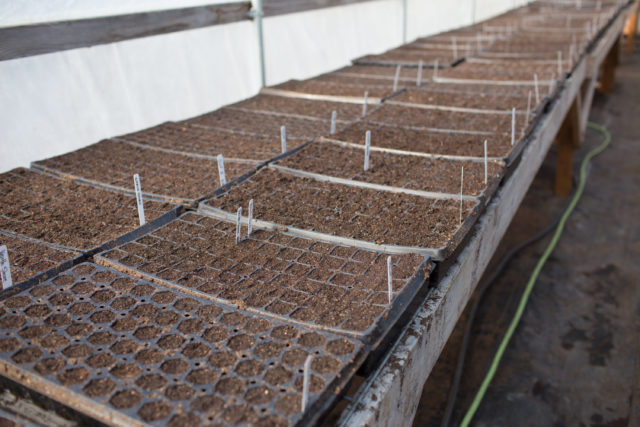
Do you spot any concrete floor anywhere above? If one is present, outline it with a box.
[414,43,640,427]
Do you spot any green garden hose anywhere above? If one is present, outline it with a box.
[460,121,611,427]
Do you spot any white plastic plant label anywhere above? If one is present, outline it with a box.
[217,154,227,186]
[0,245,13,290]
[133,174,146,226]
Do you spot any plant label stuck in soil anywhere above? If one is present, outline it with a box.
[0,245,12,290]
[364,130,371,171]
[248,199,254,236]
[387,256,393,305]
[281,126,287,153]
[362,91,369,117]
[393,65,401,92]
[302,355,312,411]
[331,110,337,135]
[217,154,227,186]
[133,173,146,226]
[236,207,242,244]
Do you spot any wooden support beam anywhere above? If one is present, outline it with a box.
[0,2,252,61]
[599,37,621,94]
[554,97,582,197]
[625,5,638,54]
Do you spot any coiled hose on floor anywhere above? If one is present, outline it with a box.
[453,122,611,427]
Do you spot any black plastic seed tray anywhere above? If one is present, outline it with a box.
[0,230,86,298]
[183,108,349,141]
[200,167,483,261]
[0,168,177,252]
[116,122,309,163]
[97,211,431,338]
[32,140,261,205]
[0,262,366,426]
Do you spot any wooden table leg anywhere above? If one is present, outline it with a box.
[554,97,582,196]
[600,37,620,94]
[625,6,638,54]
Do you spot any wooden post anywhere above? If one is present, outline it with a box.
[554,97,581,196]
[599,37,620,94]
[625,4,638,54]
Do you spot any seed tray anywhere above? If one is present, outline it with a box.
[117,122,303,162]
[184,108,346,141]
[414,81,549,98]
[438,68,558,83]
[330,121,510,159]
[97,210,430,336]
[366,104,517,134]
[353,49,462,68]
[32,140,256,204]
[390,88,530,112]
[0,231,84,294]
[0,168,175,251]
[336,64,434,80]
[0,262,367,426]
[229,95,366,123]
[271,79,396,100]
[200,168,481,260]
[274,140,504,197]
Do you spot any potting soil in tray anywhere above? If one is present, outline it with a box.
[0,168,173,251]
[391,88,530,111]
[203,168,476,251]
[230,95,365,123]
[34,140,253,202]
[275,141,503,196]
[438,67,556,82]
[119,122,297,162]
[417,81,547,98]
[0,262,363,426]
[366,104,516,133]
[335,65,429,80]
[186,108,342,140]
[331,121,514,158]
[272,80,393,99]
[355,51,458,67]
[98,212,428,334]
[0,232,80,286]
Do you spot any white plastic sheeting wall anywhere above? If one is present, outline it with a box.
[0,0,527,173]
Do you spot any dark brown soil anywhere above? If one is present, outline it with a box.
[332,120,514,157]
[278,141,503,196]
[231,94,365,122]
[440,67,555,82]
[120,122,295,161]
[273,79,393,99]
[57,367,90,385]
[356,50,457,67]
[186,108,341,141]
[83,378,115,397]
[165,384,194,400]
[336,64,427,81]
[0,234,77,284]
[367,104,513,132]
[138,401,171,422]
[11,348,42,364]
[35,140,253,200]
[207,169,475,249]
[158,334,184,350]
[101,212,427,332]
[394,87,530,111]
[110,389,142,409]
[0,168,173,250]
[135,373,167,390]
